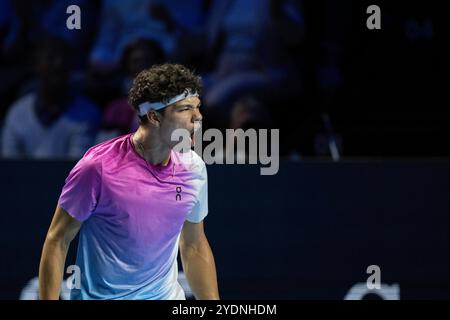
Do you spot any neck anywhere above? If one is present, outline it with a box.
[132,126,171,166]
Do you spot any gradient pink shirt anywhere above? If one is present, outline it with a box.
[58,133,208,300]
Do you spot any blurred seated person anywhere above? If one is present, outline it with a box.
[95,38,164,143]
[89,0,175,72]
[215,94,272,163]
[0,0,98,121]
[149,0,212,71]
[1,37,101,159]
[203,0,304,120]
[84,0,174,109]
[229,95,271,130]
[2,0,98,68]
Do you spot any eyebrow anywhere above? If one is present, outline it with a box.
[176,102,201,109]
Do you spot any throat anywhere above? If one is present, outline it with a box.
[132,133,171,166]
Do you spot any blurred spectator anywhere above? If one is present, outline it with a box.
[230,95,271,130]
[0,0,28,122]
[0,0,99,121]
[2,0,98,67]
[206,0,304,74]
[202,0,304,127]
[220,94,272,163]
[89,0,175,71]
[1,37,100,159]
[84,0,177,110]
[155,0,212,70]
[95,38,165,143]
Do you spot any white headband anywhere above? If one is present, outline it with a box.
[137,89,199,116]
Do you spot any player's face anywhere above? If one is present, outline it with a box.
[158,96,202,148]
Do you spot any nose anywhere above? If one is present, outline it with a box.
[192,107,203,123]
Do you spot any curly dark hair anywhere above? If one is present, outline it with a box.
[128,63,202,123]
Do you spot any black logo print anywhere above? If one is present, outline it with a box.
[176,186,182,201]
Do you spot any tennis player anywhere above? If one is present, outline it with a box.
[39,63,220,300]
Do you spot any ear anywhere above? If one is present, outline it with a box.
[146,110,162,126]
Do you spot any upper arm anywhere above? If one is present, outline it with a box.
[180,220,207,248]
[46,205,82,245]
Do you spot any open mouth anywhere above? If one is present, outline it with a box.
[191,121,201,146]
[187,129,194,147]
[193,121,202,132]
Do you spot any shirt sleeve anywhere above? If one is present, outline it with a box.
[186,162,209,223]
[58,156,102,222]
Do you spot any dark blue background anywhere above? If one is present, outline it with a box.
[1,160,450,299]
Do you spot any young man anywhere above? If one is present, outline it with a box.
[39,63,220,300]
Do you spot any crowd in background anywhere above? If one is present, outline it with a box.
[0,0,448,160]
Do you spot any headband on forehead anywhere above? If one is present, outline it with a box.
[137,89,199,116]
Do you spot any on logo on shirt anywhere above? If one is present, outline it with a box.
[176,186,182,201]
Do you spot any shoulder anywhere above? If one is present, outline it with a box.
[83,133,131,161]
[173,149,207,178]
[76,146,104,175]
[67,135,132,183]
[67,148,104,187]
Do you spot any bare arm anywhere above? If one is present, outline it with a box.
[179,220,220,300]
[39,205,82,300]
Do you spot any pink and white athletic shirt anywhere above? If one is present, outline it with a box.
[58,133,208,300]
